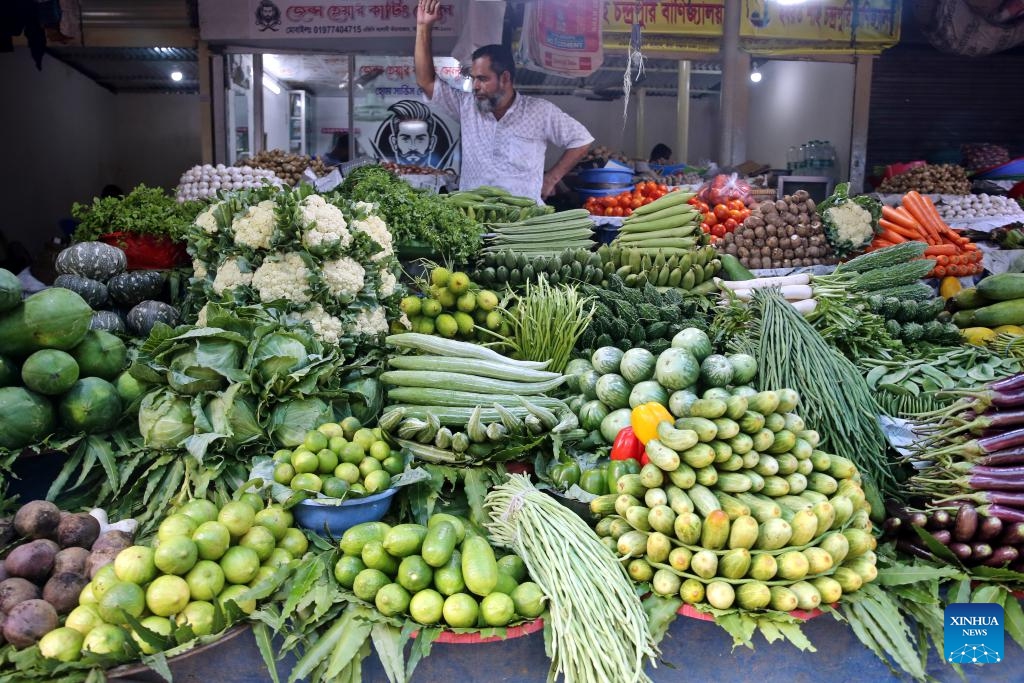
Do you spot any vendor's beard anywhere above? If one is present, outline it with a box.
[475,95,499,114]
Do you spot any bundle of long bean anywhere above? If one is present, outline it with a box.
[752,288,897,501]
[485,474,659,683]
[483,209,595,257]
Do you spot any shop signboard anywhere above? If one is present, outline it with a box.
[248,0,457,39]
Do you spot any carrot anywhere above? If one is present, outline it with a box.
[879,227,907,243]
[903,192,945,244]
[879,218,920,240]
[924,244,958,256]
[882,206,924,233]
[933,266,948,278]
[873,239,897,249]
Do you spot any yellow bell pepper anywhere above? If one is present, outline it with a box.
[631,402,673,444]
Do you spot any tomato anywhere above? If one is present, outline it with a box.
[727,199,745,211]
[703,212,717,226]
[723,218,738,232]
[714,204,731,221]
[623,207,633,217]
[728,209,744,221]
[612,206,624,217]
[710,224,727,238]
[604,207,616,216]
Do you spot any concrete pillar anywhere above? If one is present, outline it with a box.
[677,60,691,163]
[849,55,874,192]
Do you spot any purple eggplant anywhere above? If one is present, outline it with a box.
[980,504,1024,524]
[975,515,1004,542]
[931,529,952,545]
[971,543,994,563]
[896,538,934,561]
[990,373,1024,393]
[949,543,973,561]
[882,516,903,537]
[1001,522,1024,545]
[953,505,979,542]
[977,446,1024,467]
[983,546,1019,568]
[927,509,953,530]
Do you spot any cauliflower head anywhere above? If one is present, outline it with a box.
[192,259,209,280]
[195,205,220,234]
[300,194,352,250]
[211,259,253,295]
[351,305,389,337]
[196,304,209,327]
[352,214,394,260]
[251,252,311,303]
[825,202,874,247]
[299,303,346,345]
[232,199,278,249]
[322,257,365,299]
[378,269,398,299]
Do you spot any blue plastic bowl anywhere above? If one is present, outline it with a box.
[293,487,398,537]
[577,167,634,185]
[577,185,635,199]
[594,225,620,245]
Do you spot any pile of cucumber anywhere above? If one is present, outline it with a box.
[334,514,546,628]
[378,333,579,465]
[442,186,555,224]
[481,209,596,257]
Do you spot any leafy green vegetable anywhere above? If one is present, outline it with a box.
[72,184,203,242]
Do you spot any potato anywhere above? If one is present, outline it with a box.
[42,573,88,614]
[0,578,40,613]
[4,539,59,583]
[91,530,133,555]
[13,501,61,540]
[53,548,90,577]
[86,549,119,579]
[2,599,58,649]
[56,513,100,550]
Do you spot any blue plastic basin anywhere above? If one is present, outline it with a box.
[577,185,635,199]
[293,487,397,537]
[577,167,634,185]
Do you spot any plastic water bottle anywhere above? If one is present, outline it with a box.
[798,144,807,171]
[806,141,818,172]
[786,146,797,172]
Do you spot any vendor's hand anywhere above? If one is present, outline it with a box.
[542,172,560,199]
[417,0,441,26]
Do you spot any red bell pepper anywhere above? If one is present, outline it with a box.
[611,426,646,465]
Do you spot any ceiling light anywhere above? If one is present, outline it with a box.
[262,74,281,95]
[170,70,183,82]
[750,61,763,83]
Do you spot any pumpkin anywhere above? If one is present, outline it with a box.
[107,270,165,307]
[56,242,127,282]
[89,310,127,334]
[127,300,179,337]
[54,274,108,308]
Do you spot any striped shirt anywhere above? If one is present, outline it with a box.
[427,79,593,203]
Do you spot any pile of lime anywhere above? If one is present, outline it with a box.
[272,417,403,499]
[40,495,308,663]
[399,267,506,340]
[334,515,546,628]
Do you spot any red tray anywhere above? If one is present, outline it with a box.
[677,603,828,621]
[411,618,544,644]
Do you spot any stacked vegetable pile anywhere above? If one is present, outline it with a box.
[0,501,135,651]
[718,191,838,271]
[474,248,605,290]
[175,164,282,202]
[936,193,1024,222]
[338,165,482,264]
[333,516,545,628]
[872,192,983,278]
[400,266,504,341]
[378,334,576,465]
[52,241,175,337]
[236,149,330,187]
[600,242,720,293]
[951,273,1024,333]
[481,209,595,257]
[441,186,554,223]
[687,195,751,239]
[877,163,971,195]
[186,184,401,351]
[897,372,1024,570]
[0,275,132,451]
[864,291,959,346]
[611,190,708,255]
[584,349,877,613]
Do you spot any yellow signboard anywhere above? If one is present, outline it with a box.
[740,0,900,46]
[604,1,724,37]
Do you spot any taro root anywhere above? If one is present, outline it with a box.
[57,513,100,550]
[53,547,91,577]
[86,549,120,578]
[2,599,58,649]
[0,578,40,613]
[42,572,89,614]
[4,539,59,583]
[13,501,61,540]
[91,530,133,555]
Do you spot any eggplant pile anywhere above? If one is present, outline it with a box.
[894,372,1024,569]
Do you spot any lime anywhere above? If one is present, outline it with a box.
[317,422,345,439]
[238,492,264,514]
[254,506,293,541]
[399,296,423,316]
[329,436,348,454]
[456,291,476,313]
[322,476,351,499]
[220,546,260,584]
[179,499,219,525]
[82,623,128,656]
[176,600,216,636]
[510,582,546,618]
[278,528,309,557]
[382,455,405,476]
[218,501,256,540]
[396,556,433,592]
[91,564,119,600]
[374,583,411,617]
[372,428,383,441]
[316,448,339,474]
[291,450,320,474]
[485,310,503,331]
[98,581,146,624]
[434,313,458,338]
[453,311,475,336]
[480,592,515,626]
[77,582,97,606]
[358,457,382,478]
[414,317,436,335]
[448,272,471,294]
[273,463,295,485]
[493,572,518,595]
[239,525,277,561]
[250,565,277,588]
[192,520,232,561]
[39,627,84,662]
[272,448,294,463]
[333,556,366,588]
[361,540,399,575]
[158,514,199,542]
[350,428,374,452]
[473,308,488,325]
[496,555,527,583]
[352,568,390,602]
[65,604,104,635]
[303,430,329,453]
[340,416,362,440]
[442,593,479,628]
[264,547,293,569]
[430,267,451,287]
[185,560,226,601]
[409,589,444,625]
[436,289,457,310]
[477,290,499,312]
[348,483,367,496]
[145,575,190,618]
[132,616,173,655]
[368,440,391,462]
[218,584,256,615]
[154,536,199,575]
[290,472,323,493]
[114,545,157,585]
[338,442,365,465]
[334,462,361,484]
[363,469,392,494]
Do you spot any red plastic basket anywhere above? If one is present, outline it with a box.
[99,232,189,270]
[411,617,544,644]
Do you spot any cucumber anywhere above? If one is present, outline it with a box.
[748,553,779,581]
[718,548,752,580]
[714,491,751,519]
[769,585,798,611]
[754,454,780,477]
[812,576,843,605]
[728,433,753,455]
[728,515,760,550]
[700,510,731,550]
[687,484,722,517]
[690,550,719,579]
[646,533,674,565]
[695,465,718,488]
[615,494,642,517]
[739,411,766,435]
[645,439,681,471]
[755,518,793,550]
[626,505,653,531]
[617,530,649,558]
[819,531,850,565]
[709,440,734,464]
[775,453,799,476]
[680,578,705,604]
[789,581,822,611]
[775,551,809,581]
[681,443,716,469]
[712,418,740,441]
[803,547,835,575]
[724,395,748,421]
[645,487,669,509]
[667,463,697,490]
[422,521,459,568]
[788,508,820,546]
[688,398,727,419]
[747,391,780,415]
[719,454,745,472]
[761,476,791,498]
[673,512,702,545]
[735,581,771,610]
[832,567,864,593]
[716,472,753,494]
[666,486,694,515]
[461,535,499,597]
[648,505,677,536]
[807,472,839,495]
[674,416,717,442]
[669,547,692,572]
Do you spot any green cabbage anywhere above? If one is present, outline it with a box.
[206,384,263,447]
[251,332,311,386]
[139,388,195,449]
[268,397,334,447]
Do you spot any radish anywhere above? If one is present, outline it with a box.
[716,273,810,291]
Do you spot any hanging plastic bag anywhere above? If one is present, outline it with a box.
[697,173,752,206]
